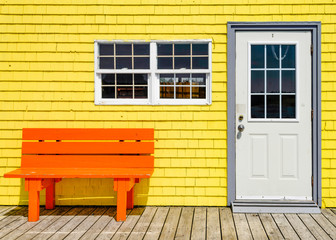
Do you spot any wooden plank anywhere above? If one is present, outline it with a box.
[63,207,108,240]
[258,214,284,240]
[15,207,71,240]
[23,128,154,140]
[191,207,206,240]
[80,207,117,240]
[95,209,132,240]
[219,207,237,240]
[21,155,154,168]
[299,214,332,240]
[4,167,154,178]
[0,206,15,215]
[128,207,157,240]
[111,207,145,240]
[0,208,52,239]
[47,207,96,240]
[285,214,315,239]
[0,206,22,221]
[22,142,154,154]
[245,214,268,240]
[0,207,27,229]
[311,212,336,239]
[233,213,253,240]
[272,213,300,240]
[175,207,194,240]
[143,207,169,240]
[322,209,336,227]
[158,207,182,240]
[206,207,221,240]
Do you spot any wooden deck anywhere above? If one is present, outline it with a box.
[0,206,335,239]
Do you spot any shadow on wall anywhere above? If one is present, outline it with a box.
[19,178,150,207]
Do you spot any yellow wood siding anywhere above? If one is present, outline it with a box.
[0,0,335,207]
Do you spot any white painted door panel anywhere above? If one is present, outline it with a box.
[236,31,312,200]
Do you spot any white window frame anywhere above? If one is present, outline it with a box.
[94,40,212,105]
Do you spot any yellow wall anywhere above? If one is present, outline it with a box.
[0,0,335,207]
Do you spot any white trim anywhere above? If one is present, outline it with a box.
[94,40,212,105]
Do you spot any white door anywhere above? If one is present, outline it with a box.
[236,31,312,200]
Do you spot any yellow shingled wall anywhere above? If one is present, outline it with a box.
[0,0,335,207]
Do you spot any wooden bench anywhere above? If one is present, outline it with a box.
[4,128,154,222]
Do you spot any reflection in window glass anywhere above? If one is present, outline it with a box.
[117,74,132,85]
[117,87,133,98]
[192,57,208,69]
[251,70,264,93]
[102,74,115,85]
[116,57,132,69]
[134,74,147,85]
[267,45,279,68]
[100,44,114,55]
[102,87,115,98]
[176,74,190,85]
[100,57,114,69]
[134,44,149,55]
[157,44,172,55]
[174,44,190,55]
[116,44,132,55]
[134,57,149,69]
[281,45,295,68]
[282,95,296,118]
[160,86,174,98]
[192,87,206,99]
[192,44,208,55]
[176,87,190,99]
[267,70,279,93]
[160,74,174,85]
[158,57,173,69]
[135,87,148,98]
[175,57,191,69]
[192,74,206,85]
[251,45,264,68]
[267,95,280,118]
[282,70,296,93]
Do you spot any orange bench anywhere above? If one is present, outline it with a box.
[4,128,154,222]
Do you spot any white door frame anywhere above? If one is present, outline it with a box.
[227,22,321,206]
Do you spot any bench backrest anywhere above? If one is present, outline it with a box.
[21,128,154,169]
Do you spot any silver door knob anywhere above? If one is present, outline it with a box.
[238,124,245,132]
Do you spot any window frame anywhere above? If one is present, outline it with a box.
[94,40,212,105]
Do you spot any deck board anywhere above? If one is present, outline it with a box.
[0,206,335,240]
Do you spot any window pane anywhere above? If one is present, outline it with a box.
[102,74,115,85]
[251,70,264,93]
[176,74,190,85]
[282,95,296,118]
[116,57,132,69]
[174,57,190,69]
[117,74,132,85]
[99,57,114,69]
[158,44,172,55]
[192,44,208,55]
[117,87,133,98]
[99,44,114,55]
[134,44,149,55]
[251,45,264,68]
[192,57,208,69]
[160,74,174,85]
[267,70,279,93]
[176,87,190,99]
[135,87,147,98]
[192,73,206,85]
[134,74,147,85]
[158,57,173,69]
[192,87,206,99]
[267,95,280,118]
[116,44,132,55]
[102,87,115,98]
[174,44,190,55]
[134,57,149,69]
[282,70,296,93]
[160,86,174,98]
[281,45,295,68]
[267,45,279,68]
[251,95,265,118]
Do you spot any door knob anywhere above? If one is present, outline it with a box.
[238,124,245,132]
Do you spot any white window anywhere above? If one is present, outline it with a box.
[94,40,212,105]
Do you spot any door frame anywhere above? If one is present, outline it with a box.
[227,22,321,206]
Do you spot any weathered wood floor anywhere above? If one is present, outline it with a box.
[0,206,335,240]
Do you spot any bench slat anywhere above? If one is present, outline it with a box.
[22,142,154,154]
[22,128,154,140]
[4,168,154,178]
[21,155,154,168]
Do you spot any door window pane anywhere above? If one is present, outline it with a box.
[267,95,280,118]
[282,70,296,93]
[282,95,296,118]
[251,70,264,93]
[266,45,279,68]
[281,45,295,68]
[251,45,264,68]
[267,70,280,93]
[251,95,265,118]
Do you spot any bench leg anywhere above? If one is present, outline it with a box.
[27,179,41,222]
[116,179,127,221]
[127,187,134,209]
[45,179,55,210]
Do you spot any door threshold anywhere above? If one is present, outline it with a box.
[232,200,320,214]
